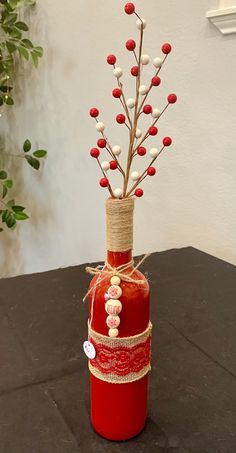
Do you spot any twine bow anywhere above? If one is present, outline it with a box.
[83,253,150,302]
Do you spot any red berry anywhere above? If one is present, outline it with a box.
[149,126,158,136]
[107,54,116,65]
[90,148,100,158]
[100,177,109,188]
[112,88,122,98]
[131,66,139,77]
[124,2,135,14]
[163,136,172,146]
[147,166,156,176]
[143,104,152,115]
[135,188,143,197]
[89,108,99,118]
[162,43,172,54]
[97,138,106,148]
[116,114,126,124]
[152,76,161,87]
[110,160,118,170]
[126,39,136,51]
[137,146,146,156]
[168,93,177,104]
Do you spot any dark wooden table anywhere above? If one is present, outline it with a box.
[0,247,235,453]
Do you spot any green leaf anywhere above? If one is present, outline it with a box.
[0,85,13,93]
[10,27,22,39]
[5,95,14,105]
[6,199,15,207]
[12,205,25,213]
[14,211,29,220]
[21,38,33,48]
[4,13,17,25]
[23,139,31,152]
[6,213,16,228]
[15,21,29,31]
[0,96,4,106]
[0,170,7,179]
[6,41,17,53]
[4,179,13,188]
[31,51,38,68]
[2,210,11,223]
[7,0,18,9]
[2,185,8,198]
[33,149,47,158]
[33,46,43,57]
[25,155,40,170]
[18,46,29,60]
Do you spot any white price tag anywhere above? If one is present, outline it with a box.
[83,341,96,359]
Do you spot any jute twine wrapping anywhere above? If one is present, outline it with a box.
[106,197,134,252]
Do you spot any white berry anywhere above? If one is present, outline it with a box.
[153,57,163,68]
[135,129,142,138]
[114,188,123,198]
[101,161,110,171]
[136,18,147,30]
[114,67,123,78]
[127,98,135,109]
[112,145,121,156]
[150,148,158,158]
[131,171,140,181]
[141,54,150,65]
[152,108,161,118]
[96,122,105,132]
[108,328,119,338]
[139,85,148,95]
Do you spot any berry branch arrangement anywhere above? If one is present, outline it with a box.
[89,2,177,200]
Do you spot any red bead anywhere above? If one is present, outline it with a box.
[151,76,161,87]
[163,136,172,146]
[124,2,135,14]
[112,88,122,98]
[116,114,126,124]
[137,146,146,156]
[135,188,143,197]
[107,54,116,65]
[110,160,118,170]
[90,148,100,158]
[126,39,136,51]
[89,108,99,118]
[162,43,172,54]
[147,166,156,176]
[149,126,158,136]
[168,93,177,104]
[143,104,152,115]
[100,177,109,188]
[97,138,106,148]
[131,66,139,76]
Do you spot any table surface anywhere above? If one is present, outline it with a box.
[0,247,235,453]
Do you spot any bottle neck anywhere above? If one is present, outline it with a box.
[107,249,133,267]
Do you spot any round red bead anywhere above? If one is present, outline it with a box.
[97,138,106,148]
[89,108,99,118]
[135,188,143,197]
[137,146,146,156]
[126,39,136,51]
[149,126,158,136]
[112,88,122,98]
[124,3,135,14]
[90,148,100,158]
[147,166,156,176]
[152,76,161,86]
[110,160,118,170]
[163,136,172,146]
[116,114,126,124]
[100,177,109,188]
[168,93,177,104]
[143,104,152,115]
[162,43,172,54]
[107,54,116,65]
[131,66,139,77]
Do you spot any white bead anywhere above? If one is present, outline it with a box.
[141,54,150,65]
[109,328,119,338]
[112,145,121,156]
[108,285,122,299]
[110,276,121,286]
[135,129,142,139]
[131,171,140,181]
[150,148,158,158]
[139,85,148,95]
[127,98,135,109]
[96,122,105,132]
[153,57,163,68]
[101,161,110,171]
[152,108,161,118]
[114,188,123,198]
[136,18,147,30]
[105,299,122,315]
[106,315,120,329]
[114,67,123,78]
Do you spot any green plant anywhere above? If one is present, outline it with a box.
[0,0,47,231]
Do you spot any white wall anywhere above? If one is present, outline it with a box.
[1,0,236,278]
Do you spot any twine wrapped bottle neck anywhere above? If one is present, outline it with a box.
[106,197,134,255]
